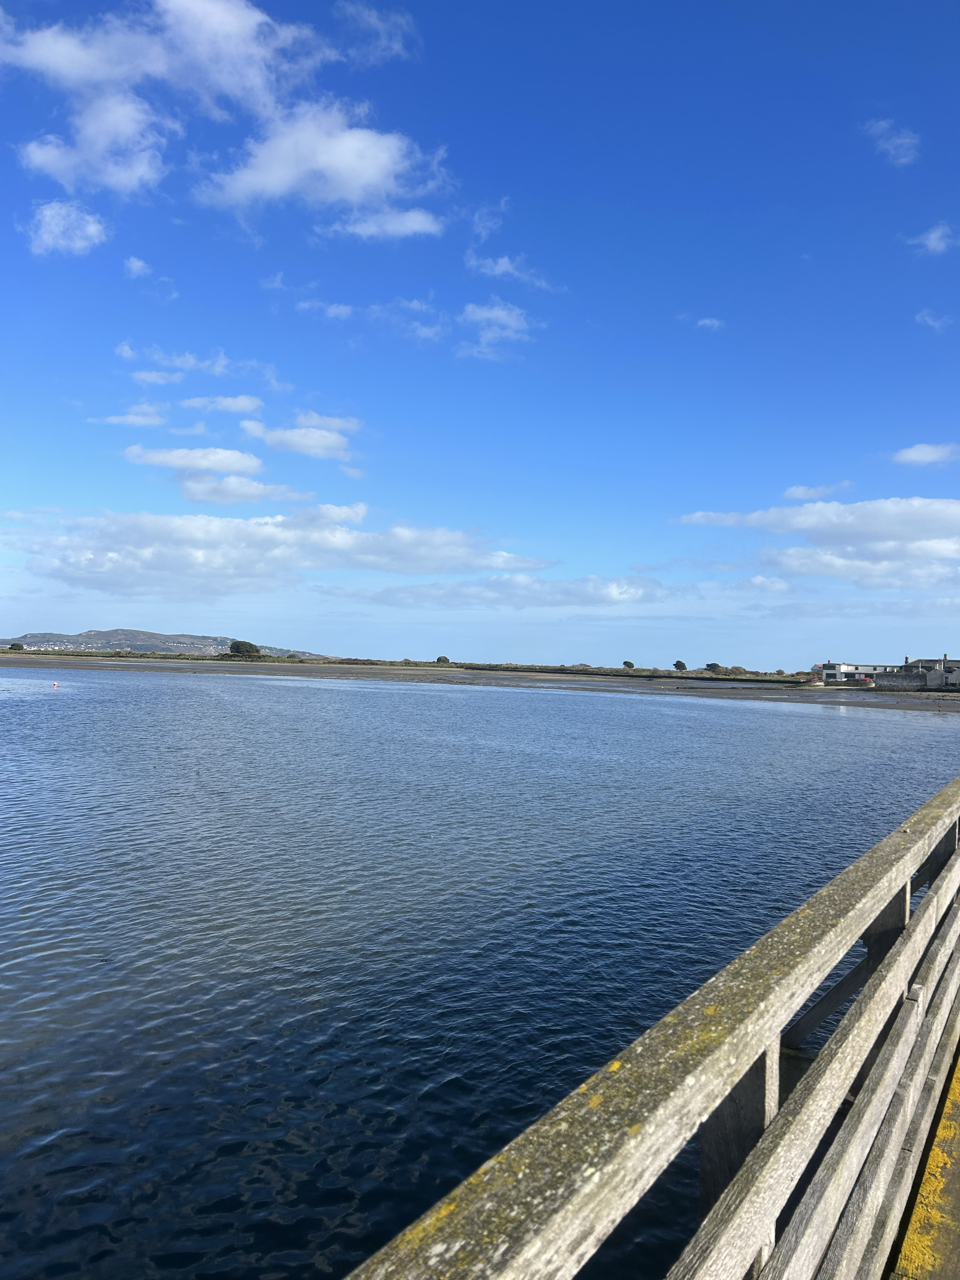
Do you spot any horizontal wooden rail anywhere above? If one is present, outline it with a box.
[345,775,960,1280]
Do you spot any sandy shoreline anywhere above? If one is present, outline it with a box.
[4,652,960,713]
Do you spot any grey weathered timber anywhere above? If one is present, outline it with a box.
[761,901,960,1280]
[665,845,960,1280]
[830,955,960,1278]
[816,945,960,1279]
[345,779,960,1280]
[780,956,873,1051]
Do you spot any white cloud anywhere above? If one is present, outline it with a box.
[682,496,960,588]
[696,317,725,330]
[471,199,508,243]
[196,100,435,212]
[1,1,441,234]
[26,200,108,255]
[916,308,952,333]
[181,394,265,413]
[318,573,671,610]
[21,506,549,597]
[457,297,536,360]
[124,255,151,277]
[892,443,960,465]
[98,401,168,425]
[464,248,550,289]
[124,444,263,474]
[178,473,311,504]
[150,347,231,374]
[260,271,284,289]
[132,369,185,385]
[333,206,443,238]
[368,296,444,340]
[784,482,852,499]
[241,412,360,459]
[907,222,956,254]
[115,340,136,359]
[336,2,417,68]
[296,299,354,318]
[864,118,920,167]
[734,575,788,593]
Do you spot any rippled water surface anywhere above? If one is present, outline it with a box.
[4,667,960,1279]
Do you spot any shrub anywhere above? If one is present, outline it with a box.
[437,655,450,664]
[776,668,785,676]
[287,654,298,660]
[230,640,261,656]
[705,662,721,673]
[623,660,634,669]
[9,642,24,651]
[674,660,687,672]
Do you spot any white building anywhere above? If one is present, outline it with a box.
[821,661,901,683]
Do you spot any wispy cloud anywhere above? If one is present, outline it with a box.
[124,255,151,277]
[368,296,445,340]
[316,573,670,610]
[1,0,443,235]
[149,347,231,375]
[332,208,444,239]
[864,118,920,167]
[471,199,509,243]
[682,496,960,589]
[26,200,108,255]
[696,317,725,331]
[115,341,136,359]
[296,300,354,318]
[132,370,184,385]
[892,443,960,465]
[906,222,957,254]
[124,444,263,474]
[178,474,311,504]
[96,401,168,426]
[784,481,852,499]
[335,2,419,68]
[241,412,360,460]
[464,248,551,289]
[456,297,537,360]
[181,395,265,414]
[21,506,549,597]
[140,346,290,391]
[916,308,952,333]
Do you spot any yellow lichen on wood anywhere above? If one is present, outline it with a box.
[892,1061,960,1278]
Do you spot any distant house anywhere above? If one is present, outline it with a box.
[903,655,953,674]
[821,661,901,683]
[820,654,960,691]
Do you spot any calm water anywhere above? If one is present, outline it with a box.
[3,667,960,1280]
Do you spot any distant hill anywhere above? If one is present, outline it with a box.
[0,628,328,658]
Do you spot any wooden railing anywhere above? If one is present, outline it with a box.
[346,775,960,1280]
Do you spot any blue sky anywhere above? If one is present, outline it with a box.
[2,0,960,666]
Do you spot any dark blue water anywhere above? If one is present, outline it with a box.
[3,667,960,1280]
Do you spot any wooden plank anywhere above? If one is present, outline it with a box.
[761,993,921,1280]
[845,980,960,1279]
[887,1016,960,1279]
[815,939,960,1279]
[782,957,873,1050]
[664,847,960,1280]
[761,904,960,1280]
[345,778,960,1280]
